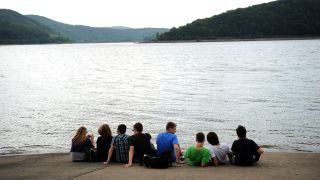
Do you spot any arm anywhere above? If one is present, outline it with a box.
[125,146,134,167]
[104,145,114,164]
[174,144,183,163]
[257,148,264,154]
[211,157,219,166]
[89,135,95,148]
[227,151,234,163]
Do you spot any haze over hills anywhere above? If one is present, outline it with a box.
[26,15,168,43]
[157,0,320,41]
[0,9,168,44]
[0,9,69,44]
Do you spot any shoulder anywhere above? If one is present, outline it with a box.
[202,147,211,153]
[232,139,240,145]
[248,139,259,146]
[129,134,137,140]
[106,136,113,141]
[247,139,257,144]
[168,133,177,139]
[157,132,166,137]
[220,143,230,148]
[186,146,195,151]
[124,134,130,139]
[206,143,214,150]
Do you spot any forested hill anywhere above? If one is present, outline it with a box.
[0,9,69,44]
[157,0,320,41]
[0,9,168,44]
[26,15,168,43]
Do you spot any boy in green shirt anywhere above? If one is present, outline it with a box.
[184,132,211,167]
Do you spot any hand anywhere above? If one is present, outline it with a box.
[125,163,132,167]
[176,160,184,164]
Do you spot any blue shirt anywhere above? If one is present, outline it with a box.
[156,132,179,161]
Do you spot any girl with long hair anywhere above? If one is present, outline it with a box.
[70,126,95,162]
[96,123,114,162]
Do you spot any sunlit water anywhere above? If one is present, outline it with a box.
[0,40,319,155]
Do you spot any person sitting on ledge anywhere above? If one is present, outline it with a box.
[156,122,184,164]
[70,126,95,162]
[184,132,211,167]
[125,122,152,167]
[231,125,264,166]
[104,124,130,164]
[206,132,233,166]
[95,123,114,162]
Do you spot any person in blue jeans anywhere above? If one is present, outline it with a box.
[156,122,184,164]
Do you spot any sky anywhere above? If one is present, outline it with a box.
[0,0,275,28]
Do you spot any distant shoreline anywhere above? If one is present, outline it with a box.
[140,36,320,43]
[1,36,320,46]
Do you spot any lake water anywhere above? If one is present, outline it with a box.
[0,40,319,155]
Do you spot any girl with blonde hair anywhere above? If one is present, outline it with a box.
[70,126,95,162]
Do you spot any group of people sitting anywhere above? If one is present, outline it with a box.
[70,121,264,167]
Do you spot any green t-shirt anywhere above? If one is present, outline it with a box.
[184,146,211,166]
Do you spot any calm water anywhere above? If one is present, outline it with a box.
[0,40,319,155]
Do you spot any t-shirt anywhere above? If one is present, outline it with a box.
[111,134,130,163]
[96,136,112,162]
[129,133,151,163]
[70,137,94,153]
[156,132,179,161]
[231,138,260,166]
[207,143,230,164]
[184,146,211,166]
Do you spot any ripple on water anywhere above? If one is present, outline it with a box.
[1,40,320,154]
[307,108,320,111]
[0,147,26,155]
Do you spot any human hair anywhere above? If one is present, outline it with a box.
[236,125,247,138]
[117,124,126,134]
[133,122,143,132]
[72,126,87,145]
[145,133,152,141]
[207,132,220,145]
[196,132,205,143]
[98,124,112,138]
[166,122,177,130]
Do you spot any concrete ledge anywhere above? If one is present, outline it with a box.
[0,152,319,180]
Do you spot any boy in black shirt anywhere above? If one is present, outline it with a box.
[125,122,151,167]
[231,125,264,166]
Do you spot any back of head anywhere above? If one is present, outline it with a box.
[145,133,152,140]
[166,122,176,130]
[196,132,205,143]
[98,124,112,138]
[207,132,220,145]
[133,122,143,133]
[73,126,87,145]
[118,124,126,134]
[236,125,247,139]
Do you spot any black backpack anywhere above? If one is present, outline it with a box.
[143,150,172,169]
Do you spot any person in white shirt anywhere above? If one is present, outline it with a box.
[206,132,232,166]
